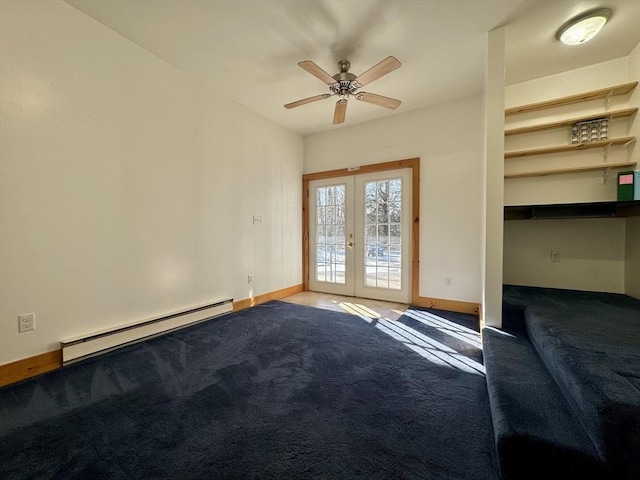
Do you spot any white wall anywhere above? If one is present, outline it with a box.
[626,216,640,299]
[505,56,630,107]
[304,94,484,305]
[0,0,302,364]
[504,218,626,293]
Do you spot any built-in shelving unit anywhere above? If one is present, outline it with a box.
[502,80,639,297]
[504,81,638,179]
[504,201,640,220]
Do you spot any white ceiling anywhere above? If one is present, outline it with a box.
[64,0,640,136]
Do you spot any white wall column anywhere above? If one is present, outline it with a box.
[482,27,505,327]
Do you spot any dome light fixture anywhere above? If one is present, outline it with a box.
[556,8,612,45]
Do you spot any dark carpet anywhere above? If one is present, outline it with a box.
[485,286,640,479]
[0,301,498,479]
[501,285,640,479]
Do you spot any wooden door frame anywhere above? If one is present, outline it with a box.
[302,158,420,305]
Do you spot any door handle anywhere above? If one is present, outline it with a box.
[346,242,354,248]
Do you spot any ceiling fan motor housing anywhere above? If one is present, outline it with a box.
[331,62,359,96]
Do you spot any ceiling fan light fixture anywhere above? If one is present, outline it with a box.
[556,8,611,45]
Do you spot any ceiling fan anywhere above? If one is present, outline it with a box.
[284,56,402,124]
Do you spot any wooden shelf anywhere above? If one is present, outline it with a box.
[504,108,638,136]
[505,201,640,220]
[505,136,635,159]
[505,82,638,116]
[505,161,636,179]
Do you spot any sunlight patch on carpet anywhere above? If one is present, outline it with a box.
[404,309,482,349]
[332,302,484,375]
[376,318,485,376]
[483,326,515,337]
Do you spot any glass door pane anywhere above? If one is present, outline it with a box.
[364,178,402,290]
[315,184,346,284]
[308,176,355,296]
[355,169,411,303]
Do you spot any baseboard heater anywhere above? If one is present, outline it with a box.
[61,298,233,365]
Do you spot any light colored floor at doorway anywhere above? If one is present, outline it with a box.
[281,291,408,321]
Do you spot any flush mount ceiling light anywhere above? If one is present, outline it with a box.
[556,8,612,45]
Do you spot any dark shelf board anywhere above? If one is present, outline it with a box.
[504,201,640,220]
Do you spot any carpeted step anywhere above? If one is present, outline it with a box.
[482,326,606,480]
[501,302,527,336]
[524,306,640,480]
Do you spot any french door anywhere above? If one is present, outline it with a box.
[309,168,412,303]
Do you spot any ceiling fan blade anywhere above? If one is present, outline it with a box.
[298,61,337,85]
[355,92,401,110]
[284,94,331,109]
[355,56,401,86]
[333,99,347,124]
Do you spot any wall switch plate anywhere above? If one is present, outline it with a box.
[18,313,35,332]
[551,250,560,262]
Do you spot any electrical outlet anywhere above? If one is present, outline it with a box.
[551,250,560,262]
[445,277,452,286]
[252,216,262,225]
[18,313,35,333]
[248,274,253,284]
